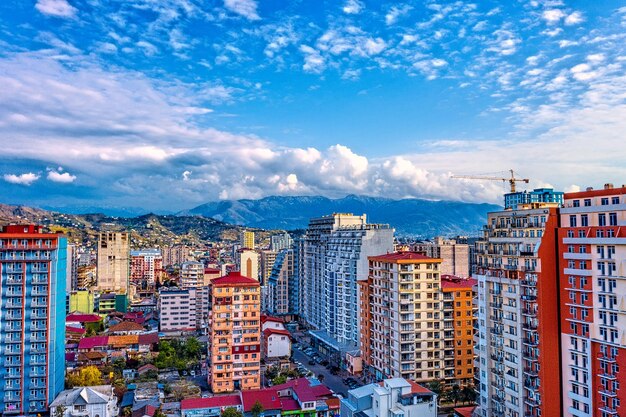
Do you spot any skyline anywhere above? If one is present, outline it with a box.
[1,0,625,210]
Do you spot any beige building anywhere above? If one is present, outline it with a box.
[236,249,259,280]
[162,244,192,267]
[260,250,277,284]
[181,261,204,288]
[158,287,197,333]
[412,237,469,277]
[97,231,130,292]
[360,252,444,383]
[208,272,261,393]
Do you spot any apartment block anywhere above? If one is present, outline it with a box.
[413,237,470,277]
[162,245,192,267]
[236,249,259,281]
[208,272,261,393]
[158,287,197,333]
[270,232,293,252]
[97,231,129,292]
[360,252,445,383]
[260,250,277,285]
[241,230,255,249]
[0,224,67,415]
[181,261,204,288]
[558,184,626,417]
[474,197,561,417]
[303,214,394,360]
[130,249,162,288]
[441,275,478,387]
[266,249,296,320]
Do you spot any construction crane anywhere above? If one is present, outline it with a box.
[451,169,530,193]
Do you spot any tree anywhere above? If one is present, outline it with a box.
[66,366,103,387]
[122,406,132,417]
[450,384,461,406]
[427,380,444,403]
[53,405,67,417]
[155,341,176,369]
[251,400,264,417]
[185,337,203,359]
[461,385,477,404]
[272,374,287,385]
[221,408,243,417]
[153,407,167,417]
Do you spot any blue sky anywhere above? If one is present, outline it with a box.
[0,0,625,212]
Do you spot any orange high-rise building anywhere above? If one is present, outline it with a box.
[441,275,478,387]
[208,271,261,393]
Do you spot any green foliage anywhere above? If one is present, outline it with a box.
[153,407,167,417]
[251,400,264,417]
[449,384,461,406]
[54,405,67,417]
[221,407,244,417]
[272,374,287,385]
[155,339,204,370]
[461,385,477,404]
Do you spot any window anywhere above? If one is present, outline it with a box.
[601,197,609,205]
[611,196,620,204]
[609,213,617,226]
[584,199,591,206]
[599,213,607,226]
[573,200,580,207]
[569,215,577,227]
[581,214,589,227]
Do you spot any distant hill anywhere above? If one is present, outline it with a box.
[0,203,270,247]
[183,195,500,237]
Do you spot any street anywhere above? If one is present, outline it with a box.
[291,346,357,398]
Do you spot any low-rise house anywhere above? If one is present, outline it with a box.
[340,378,437,417]
[181,394,242,417]
[107,320,146,335]
[77,351,107,366]
[262,328,292,359]
[50,385,119,417]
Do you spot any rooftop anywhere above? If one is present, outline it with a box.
[211,271,260,287]
[67,313,102,323]
[369,251,442,263]
[108,321,145,333]
[241,389,281,412]
[181,394,241,410]
[441,275,478,290]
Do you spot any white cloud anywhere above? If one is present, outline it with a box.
[182,170,192,181]
[300,45,325,73]
[47,170,76,183]
[35,0,77,18]
[363,38,386,56]
[565,11,584,25]
[3,173,40,186]
[542,9,566,24]
[386,5,412,25]
[343,0,364,15]
[223,0,260,21]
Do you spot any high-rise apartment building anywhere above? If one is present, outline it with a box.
[241,230,255,249]
[130,249,162,288]
[97,231,129,292]
[303,213,394,360]
[474,195,561,417]
[270,232,293,252]
[412,237,470,278]
[181,261,204,288]
[0,225,66,415]
[208,272,261,393]
[441,275,478,388]
[266,249,296,320]
[162,245,192,267]
[260,250,277,284]
[359,252,477,387]
[558,184,626,417]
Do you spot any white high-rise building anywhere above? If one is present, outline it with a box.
[303,213,394,360]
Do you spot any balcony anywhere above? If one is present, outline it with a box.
[523,338,539,347]
[598,406,618,415]
[523,367,538,377]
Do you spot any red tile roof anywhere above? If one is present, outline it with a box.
[273,378,333,402]
[261,315,284,324]
[263,328,292,339]
[280,398,300,411]
[78,336,109,349]
[66,313,102,323]
[454,406,477,417]
[138,333,159,345]
[241,389,281,411]
[408,380,434,395]
[181,395,241,410]
[440,275,478,290]
[211,271,260,287]
[108,321,145,333]
[369,252,441,263]
[565,186,626,199]
[66,326,86,334]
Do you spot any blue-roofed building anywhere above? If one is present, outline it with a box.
[504,187,564,210]
[0,224,67,415]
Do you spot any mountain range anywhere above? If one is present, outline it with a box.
[182,195,500,237]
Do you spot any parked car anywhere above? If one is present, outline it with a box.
[308,360,316,365]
